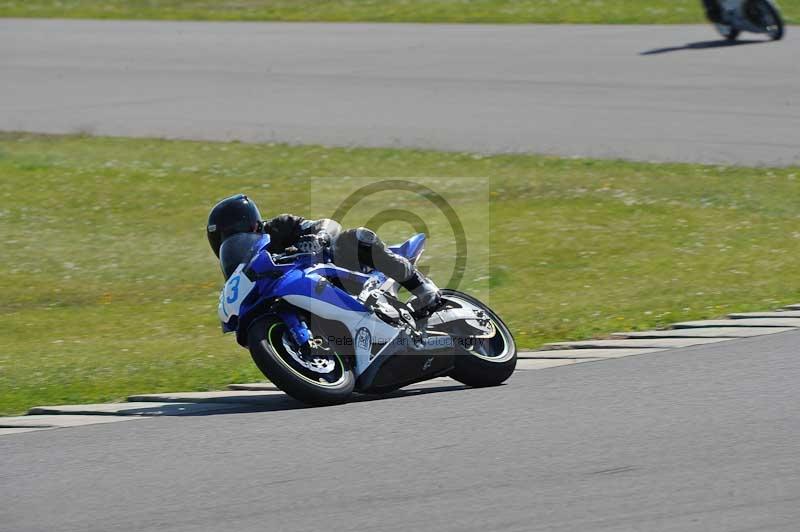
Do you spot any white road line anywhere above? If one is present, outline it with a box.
[612,327,795,339]
[541,337,733,350]
[127,390,285,404]
[28,402,255,416]
[519,348,665,359]
[729,311,800,319]
[673,318,800,328]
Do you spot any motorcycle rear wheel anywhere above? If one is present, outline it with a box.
[715,23,741,41]
[248,316,355,406]
[441,290,517,388]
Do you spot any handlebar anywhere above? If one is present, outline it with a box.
[271,248,322,264]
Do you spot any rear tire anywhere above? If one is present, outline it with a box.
[247,317,354,406]
[715,23,741,41]
[441,290,517,388]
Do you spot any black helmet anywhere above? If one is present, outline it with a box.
[206,194,262,257]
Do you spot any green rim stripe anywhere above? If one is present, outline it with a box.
[266,321,347,387]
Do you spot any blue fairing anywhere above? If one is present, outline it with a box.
[223,232,425,345]
[266,267,367,312]
[388,233,426,261]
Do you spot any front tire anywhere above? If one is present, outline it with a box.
[441,290,517,388]
[747,0,784,40]
[247,317,354,406]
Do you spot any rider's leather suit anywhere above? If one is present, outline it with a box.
[702,0,723,22]
[261,214,421,291]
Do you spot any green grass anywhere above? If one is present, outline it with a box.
[2,132,800,415]
[1,0,798,24]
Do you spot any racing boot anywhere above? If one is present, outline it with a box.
[402,271,442,317]
[332,227,442,315]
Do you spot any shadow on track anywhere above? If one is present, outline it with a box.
[168,383,471,416]
[640,38,768,55]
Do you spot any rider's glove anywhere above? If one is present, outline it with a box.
[296,232,330,253]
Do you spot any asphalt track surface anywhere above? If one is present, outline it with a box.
[2,19,799,166]
[2,331,799,532]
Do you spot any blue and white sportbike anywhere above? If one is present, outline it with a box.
[217,232,517,406]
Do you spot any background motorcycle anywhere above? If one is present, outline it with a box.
[217,232,517,406]
[705,0,785,40]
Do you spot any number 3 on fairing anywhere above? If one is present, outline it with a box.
[218,265,255,323]
[226,276,241,304]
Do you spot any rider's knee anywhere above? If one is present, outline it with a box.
[354,227,378,246]
[332,227,379,271]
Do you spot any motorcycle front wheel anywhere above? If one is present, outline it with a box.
[441,289,517,388]
[746,0,784,40]
[247,316,355,406]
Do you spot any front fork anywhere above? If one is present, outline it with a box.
[278,310,313,347]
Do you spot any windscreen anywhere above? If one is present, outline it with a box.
[219,232,265,280]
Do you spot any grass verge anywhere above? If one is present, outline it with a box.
[1,0,798,25]
[1,132,799,415]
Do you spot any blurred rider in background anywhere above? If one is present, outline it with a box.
[702,0,723,22]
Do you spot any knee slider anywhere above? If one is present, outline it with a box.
[355,227,377,245]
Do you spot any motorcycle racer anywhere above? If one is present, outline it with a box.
[206,194,442,315]
[699,0,784,41]
[702,0,723,23]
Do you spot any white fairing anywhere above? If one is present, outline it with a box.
[282,294,401,376]
[218,265,256,323]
